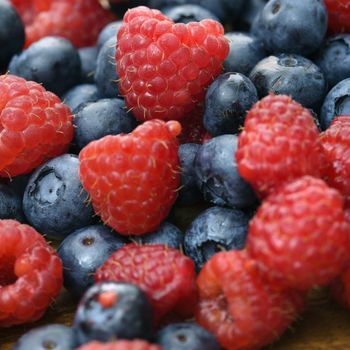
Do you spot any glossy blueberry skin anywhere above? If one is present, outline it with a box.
[63,84,100,113]
[157,323,220,350]
[250,54,327,111]
[204,72,258,136]
[58,225,127,297]
[131,221,183,250]
[224,32,266,76]
[95,36,119,98]
[73,282,153,345]
[0,182,25,222]
[251,0,327,56]
[23,154,95,240]
[184,206,249,271]
[320,78,350,130]
[73,98,138,151]
[79,47,98,84]
[314,35,350,89]
[177,144,202,206]
[163,4,219,24]
[0,0,24,69]
[194,135,257,209]
[9,36,81,96]
[13,324,76,350]
[97,21,123,50]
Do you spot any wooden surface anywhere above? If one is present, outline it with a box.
[2,205,350,349]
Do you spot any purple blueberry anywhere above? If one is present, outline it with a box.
[23,154,95,240]
[73,282,153,345]
[184,206,249,271]
[79,47,98,84]
[204,72,258,136]
[63,84,100,113]
[162,4,219,23]
[57,225,128,297]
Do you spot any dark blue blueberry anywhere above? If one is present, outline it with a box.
[97,21,123,50]
[131,221,183,250]
[23,154,95,240]
[184,206,249,271]
[251,0,327,56]
[13,324,76,350]
[314,34,350,89]
[250,54,327,111]
[237,0,269,31]
[73,98,137,151]
[0,0,24,69]
[0,182,25,222]
[9,36,81,96]
[63,84,100,113]
[320,78,350,130]
[79,47,98,84]
[194,134,257,208]
[163,4,219,24]
[204,72,258,136]
[95,36,119,98]
[177,143,202,206]
[223,32,267,76]
[73,282,153,345]
[157,323,220,350]
[58,225,127,297]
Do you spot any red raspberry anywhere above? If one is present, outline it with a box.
[116,6,229,122]
[0,219,63,327]
[324,0,350,33]
[196,250,304,350]
[320,116,350,206]
[95,244,197,323]
[236,94,324,198]
[0,74,73,177]
[247,176,349,290]
[79,119,181,235]
[76,340,162,350]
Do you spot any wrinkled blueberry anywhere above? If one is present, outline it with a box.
[63,84,100,113]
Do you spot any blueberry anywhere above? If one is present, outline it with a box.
[194,134,257,208]
[63,84,100,113]
[9,36,81,96]
[320,78,350,130]
[73,98,138,151]
[58,225,127,297]
[131,221,183,250]
[250,54,327,111]
[0,0,24,69]
[204,72,258,136]
[79,47,98,84]
[73,282,153,345]
[157,323,220,350]
[97,21,123,50]
[0,182,25,222]
[23,154,95,240]
[237,0,269,31]
[95,36,119,98]
[13,324,76,350]
[177,143,202,206]
[223,32,267,76]
[184,206,249,271]
[162,4,219,24]
[251,0,327,56]
[314,35,350,89]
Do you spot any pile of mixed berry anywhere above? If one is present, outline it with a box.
[1,0,350,349]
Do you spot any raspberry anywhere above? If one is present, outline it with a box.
[0,219,63,327]
[320,116,350,206]
[116,6,229,122]
[95,244,197,323]
[0,74,73,177]
[76,340,162,350]
[79,119,181,235]
[247,176,349,290]
[324,0,350,33]
[12,0,114,48]
[196,250,304,350]
[236,94,324,198]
